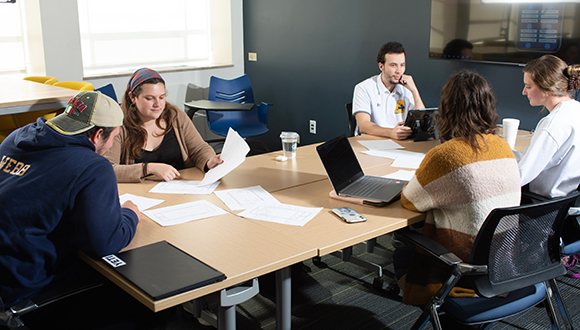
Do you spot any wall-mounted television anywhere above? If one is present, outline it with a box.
[429,0,580,66]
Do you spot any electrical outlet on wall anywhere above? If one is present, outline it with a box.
[309,120,316,134]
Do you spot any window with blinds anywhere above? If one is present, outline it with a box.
[77,0,232,77]
[0,2,26,75]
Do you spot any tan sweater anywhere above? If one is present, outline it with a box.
[400,134,521,305]
[104,105,216,183]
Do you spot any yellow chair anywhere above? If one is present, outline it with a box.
[0,116,19,143]
[9,80,92,130]
[11,79,91,128]
[0,131,11,143]
[13,81,94,127]
[0,115,17,131]
[53,81,94,91]
[23,76,59,85]
[12,109,64,127]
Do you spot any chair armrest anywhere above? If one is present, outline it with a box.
[521,190,551,203]
[402,231,462,266]
[402,232,488,275]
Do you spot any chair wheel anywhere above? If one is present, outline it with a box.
[385,283,400,296]
[372,277,384,290]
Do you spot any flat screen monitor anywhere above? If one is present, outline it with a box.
[429,1,580,66]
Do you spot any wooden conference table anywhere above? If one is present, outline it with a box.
[82,131,532,330]
[0,78,78,115]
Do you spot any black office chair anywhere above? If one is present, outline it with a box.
[401,192,578,330]
[522,184,580,278]
[345,103,356,137]
[0,271,103,329]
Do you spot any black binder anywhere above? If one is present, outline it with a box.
[102,241,226,300]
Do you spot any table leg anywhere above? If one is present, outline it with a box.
[276,266,292,330]
[217,278,260,330]
[217,304,236,330]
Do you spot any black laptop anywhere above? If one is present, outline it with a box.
[102,241,226,300]
[316,135,407,203]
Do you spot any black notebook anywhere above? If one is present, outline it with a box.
[102,241,226,300]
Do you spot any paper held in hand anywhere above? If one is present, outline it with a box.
[199,128,250,186]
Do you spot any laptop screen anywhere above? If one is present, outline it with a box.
[316,135,364,192]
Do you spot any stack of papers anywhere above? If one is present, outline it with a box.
[214,186,320,226]
[121,128,321,227]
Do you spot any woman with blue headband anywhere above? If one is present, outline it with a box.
[105,68,222,182]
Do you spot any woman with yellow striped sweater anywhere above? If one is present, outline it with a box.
[394,70,521,306]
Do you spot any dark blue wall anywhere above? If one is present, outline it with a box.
[243,0,543,150]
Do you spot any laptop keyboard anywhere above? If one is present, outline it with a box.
[342,177,393,197]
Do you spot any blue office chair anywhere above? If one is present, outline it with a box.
[207,74,271,138]
[95,83,118,103]
[401,192,578,330]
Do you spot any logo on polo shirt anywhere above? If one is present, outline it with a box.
[395,100,405,114]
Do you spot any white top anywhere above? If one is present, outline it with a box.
[514,99,580,197]
[352,74,415,135]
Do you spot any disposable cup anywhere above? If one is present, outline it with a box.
[502,118,520,149]
[280,132,299,158]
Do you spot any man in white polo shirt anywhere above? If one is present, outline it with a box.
[352,42,425,139]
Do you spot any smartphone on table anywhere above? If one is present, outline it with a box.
[332,207,367,223]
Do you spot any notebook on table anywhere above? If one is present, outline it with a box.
[316,135,407,203]
[102,241,226,300]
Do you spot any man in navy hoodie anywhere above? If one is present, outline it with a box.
[0,90,140,310]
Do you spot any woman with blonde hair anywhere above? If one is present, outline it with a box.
[105,68,222,182]
[518,54,580,198]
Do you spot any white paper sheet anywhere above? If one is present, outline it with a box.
[149,180,219,195]
[237,203,322,226]
[361,149,422,159]
[361,149,425,169]
[119,193,164,211]
[382,170,415,181]
[357,139,403,150]
[143,200,227,226]
[200,128,250,186]
[214,185,280,211]
[390,154,425,169]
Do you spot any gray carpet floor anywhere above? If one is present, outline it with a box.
[144,234,580,330]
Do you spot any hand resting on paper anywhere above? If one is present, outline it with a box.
[147,163,183,182]
[121,200,141,223]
